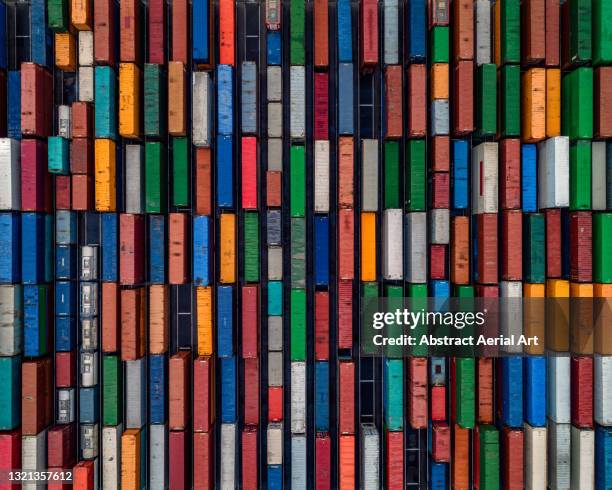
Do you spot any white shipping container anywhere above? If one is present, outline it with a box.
[78,66,94,102]
[267,66,282,102]
[125,145,144,213]
[500,281,523,354]
[291,361,306,434]
[57,388,75,424]
[268,246,283,280]
[80,245,98,281]
[361,424,380,490]
[362,139,379,212]
[102,424,122,490]
[383,209,403,280]
[383,0,399,64]
[547,355,571,423]
[81,317,98,351]
[80,282,98,317]
[268,316,283,351]
[192,71,212,147]
[405,212,427,283]
[0,284,22,355]
[126,357,146,429]
[291,434,307,490]
[472,142,499,214]
[595,354,612,426]
[149,424,168,490]
[81,423,99,459]
[475,0,491,65]
[314,140,330,212]
[220,423,236,489]
[268,102,283,138]
[268,351,283,386]
[548,422,571,490]
[538,136,570,208]
[80,351,98,386]
[0,138,21,210]
[22,430,47,489]
[290,66,305,139]
[592,141,607,211]
[268,138,283,171]
[78,30,94,66]
[267,422,283,465]
[429,208,450,244]
[430,99,450,136]
[525,423,547,490]
[57,105,71,138]
[571,426,594,490]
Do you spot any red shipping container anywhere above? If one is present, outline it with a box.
[569,211,592,283]
[94,0,116,64]
[501,210,523,281]
[545,0,560,66]
[314,72,329,140]
[477,358,494,423]
[337,280,353,349]
[21,139,50,212]
[71,174,94,211]
[432,423,451,462]
[0,430,21,490]
[21,63,53,137]
[431,172,450,208]
[386,430,404,490]
[195,148,212,215]
[475,285,499,297]
[499,139,521,209]
[268,387,283,422]
[407,64,427,137]
[102,282,120,353]
[385,66,403,139]
[219,0,235,66]
[55,351,76,388]
[430,244,447,280]
[241,137,258,209]
[546,208,562,278]
[313,0,329,68]
[169,350,191,430]
[71,102,93,138]
[453,60,474,135]
[71,138,93,174]
[453,0,474,60]
[242,285,259,358]
[47,424,76,468]
[267,171,282,207]
[502,427,524,490]
[148,0,166,64]
[22,357,52,435]
[243,358,259,425]
[73,460,94,489]
[169,213,189,284]
[571,356,593,428]
[315,433,331,490]
[431,385,446,421]
[193,430,214,490]
[120,0,140,62]
[432,136,450,172]
[523,0,546,64]
[120,213,145,285]
[315,291,330,360]
[241,427,258,490]
[338,137,354,208]
[595,67,612,138]
[339,361,355,434]
[338,209,355,280]
[360,0,378,70]
[169,430,189,490]
[55,175,71,210]
[474,425,483,489]
[477,213,499,285]
[120,287,145,360]
[194,356,214,432]
[409,357,428,428]
[172,0,189,63]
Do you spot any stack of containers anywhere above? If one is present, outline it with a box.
[264,0,284,486]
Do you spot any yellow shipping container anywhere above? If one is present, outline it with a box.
[360,212,376,282]
[168,61,187,136]
[119,63,141,139]
[546,279,570,352]
[220,213,236,283]
[430,63,449,100]
[94,139,116,211]
[197,286,214,356]
[546,68,561,137]
[594,284,612,354]
[55,33,76,71]
[121,429,141,490]
[570,282,594,354]
[149,284,169,354]
[523,283,545,355]
[521,68,546,143]
[71,0,92,30]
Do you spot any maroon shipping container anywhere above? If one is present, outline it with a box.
[560,1,570,68]
[193,356,214,432]
[499,139,521,210]
[71,102,93,138]
[523,0,546,64]
[429,244,447,280]
[315,433,331,490]
[360,0,378,71]
[21,139,50,212]
[385,65,403,139]
[432,136,450,172]
[169,350,191,430]
[453,60,474,135]
[148,0,166,64]
[172,0,189,63]
[475,285,499,298]
[315,291,330,360]
[120,0,140,62]
[453,0,474,60]
[569,211,592,283]
[501,210,523,281]
[0,430,21,489]
[314,72,329,140]
[94,0,116,64]
[337,280,353,349]
[431,423,450,462]
[431,385,446,421]
[71,138,93,174]
[241,285,259,358]
[502,427,524,490]
[22,357,52,435]
[409,357,428,429]
[55,175,71,210]
[102,282,120,353]
[595,67,612,139]
[431,172,450,208]
[169,213,189,285]
[71,174,94,211]
[477,358,494,423]
[120,213,145,285]
[243,358,259,426]
[338,209,355,280]
[386,430,404,490]
[339,361,355,434]
[55,351,76,388]
[546,208,562,278]
[47,424,76,468]
[407,64,427,137]
[21,63,53,137]
[193,429,214,490]
[477,213,499,285]
[169,429,189,489]
[545,0,560,66]
[571,356,594,428]
[241,427,258,490]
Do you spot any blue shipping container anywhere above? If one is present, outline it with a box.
[55,281,77,316]
[55,316,76,351]
[24,284,47,357]
[217,285,233,358]
[94,66,117,139]
[56,210,77,245]
[337,0,353,62]
[314,216,329,287]
[192,0,210,64]
[82,211,100,245]
[521,144,537,212]
[193,215,210,286]
[149,215,166,284]
[338,63,354,135]
[501,356,523,428]
[217,65,234,136]
[596,425,612,490]
[315,361,329,431]
[55,245,77,280]
[268,465,283,490]
[0,213,20,283]
[217,135,234,208]
[452,139,469,209]
[44,214,53,283]
[7,71,21,139]
[21,212,46,284]
[429,462,448,489]
[31,0,53,67]
[268,281,283,316]
[149,354,167,424]
[524,356,546,427]
[430,280,450,299]
[267,31,281,66]
[430,357,446,386]
[220,356,237,423]
[79,387,100,423]
[101,213,118,281]
[406,0,427,62]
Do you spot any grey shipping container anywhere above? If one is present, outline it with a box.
[338,63,354,135]
[22,430,47,489]
[80,245,98,281]
[431,99,450,136]
[383,0,399,64]
[57,105,72,138]
[81,423,99,459]
[267,66,282,102]
[475,0,492,65]
[361,139,379,212]
[79,66,94,102]
[268,247,283,280]
[405,212,427,283]
[80,351,98,386]
[268,351,283,386]
[102,424,122,490]
[0,284,22,355]
[290,66,306,139]
[548,422,571,490]
[125,144,145,213]
[80,282,98,317]
[268,138,283,171]
[241,61,257,134]
[192,71,212,147]
[570,426,594,490]
[0,138,21,210]
[149,423,168,490]
[291,434,307,490]
[361,424,380,490]
[268,102,283,138]
[220,423,236,489]
[57,388,76,423]
[126,357,147,428]
[268,316,283,351]
[267,209,282,245]
[382,209,403,280]
[429,208,450,244]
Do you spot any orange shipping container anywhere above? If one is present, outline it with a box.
[102,282,120,353]
[169,213,189,284]
[339,435,355,490]
[360,212,376,282]
[546,279,570,352]
[314,0,329,68]
[546,69,561,137]
[453,0,474,60]
[169,350,191,430]
[219,213,236,283]
[521,68,546,142]
[338,209,355,280]
[451,216,470,284]
[120,0,140,62]
[570,282,594,355]
[452,424,470,489]
[121,429,141,490]
[119,63,141,138]
[55,33,76,71]
[72,0,92,30]
[196,286,214,356]
[219,0,236,65]
[168,61,187,136]
[267,171,282,207]
[172,0,189,63]
[338,137,354,208]
[594,284,612,354]
[407,64,427,137]
[195,148,212,215]
[477,358,494,423]
[94,139,116,212]
[523,283,546,355]
[121,287,146,360]
[430,63,449,100]
[149,284,169,354]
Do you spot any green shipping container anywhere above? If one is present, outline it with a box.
[384,142,400,209]
[385,285,404,358]
[47,0,69,32]
[565,68,593,140]
[594,213,612,282]
[290,288,306,361]
[144,64,165,137]
[291,218,306,287]
[593,0,612,65]
[569,0,593,64]
[290,0,306,65]
[407,283,428,356]
[362,282,379,356]
[476,64,498,137]
[48,136,70,174]
[290,146,306,217]
[524,213,546,283]
[145,142,168,213]
[406,140,426,211]
[570,141,592,210]
[0,356,21,430]
[243,212,260,282]
[499,65,521,137]
[478,425,500,490]
[172,137,189,208]
[383,359,404,430]
[455,357,476,428]
[430,26,450,63]
[103,355,122,426]
[499,0,521,64]
[455,285,475,297]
